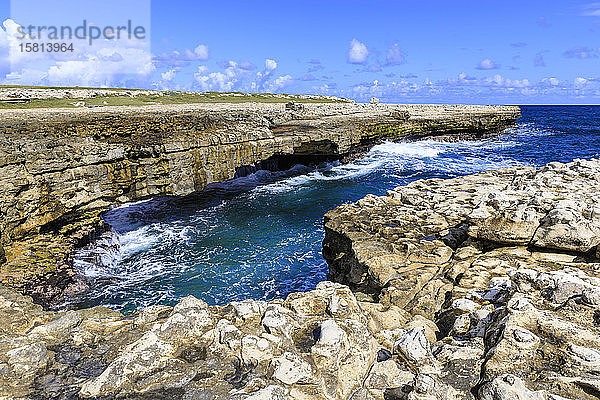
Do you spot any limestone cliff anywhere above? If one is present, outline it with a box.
[1,159,599,400]
[0,102,519,306]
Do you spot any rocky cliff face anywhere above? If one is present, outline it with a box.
[2,159,599,400]
[324,158,600,399]
[0,103,519,306]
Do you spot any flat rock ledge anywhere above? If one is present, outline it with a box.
[324,158,600,399]
[1,158,599,400]
[0,102,519,307]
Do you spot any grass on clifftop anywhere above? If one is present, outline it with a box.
[0,87,351,109]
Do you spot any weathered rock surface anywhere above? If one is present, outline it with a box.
[0,102,519,307]
[1,158,600,399]
[0,281,410,399]
[324,158,600,399]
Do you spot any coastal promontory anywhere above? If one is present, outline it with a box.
[0,99,520,307]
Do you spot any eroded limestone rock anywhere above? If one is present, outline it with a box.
[2,158,599,399]
[0,102,520,307]
[323,159,600,399]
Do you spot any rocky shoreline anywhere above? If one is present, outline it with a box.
[324,158,600,399]
[1,158,599,399]
[0,102,520,307]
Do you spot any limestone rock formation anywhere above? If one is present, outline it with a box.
[324,158,600,399]
[0,102,519,307]
[1,159,600,399]
[0,282,400,399]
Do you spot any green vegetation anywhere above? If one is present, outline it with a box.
[364,122,416,139]
[0,87,351,109]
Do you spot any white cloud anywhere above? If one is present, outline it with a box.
[0,18,154,87]
[0,19,11,48]
[348,39,368,64]
[574,77,588,88]
[265,59,277,71]
[196,71,233,91]
[193,59,288,93]
[264,75,292,92]
[194,63,238,91]
[2,19,20,41]
[45,44,154,86]
[189,44,209,61]
[458,72,477,81]
[312,84,334,95]
[386,43,405,65]
[481,74,531,88]
[3,68,48,84]
[161,69,176,81]
[254,58,279,90]
[1,19,46,66]
[582,3,600,16]
[477,58,499,70]
[542,77,560,86]
[340,72,578,102]
[238,61,256,70]
[154,43,210,67]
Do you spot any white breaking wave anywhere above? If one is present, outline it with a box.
[504,122,553,138]
[370,141,443,157]
[117,226,162,257]
[74,232,122,277]
[372,138,521,156]
[252,137,528,195]
[75,223,190,281]
[253,159,387,194]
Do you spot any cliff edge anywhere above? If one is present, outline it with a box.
[1,159,599,400]
[0,102,520,306]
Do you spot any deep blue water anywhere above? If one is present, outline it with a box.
[70,105,600,313]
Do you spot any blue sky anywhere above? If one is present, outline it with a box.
[1,0,600,103]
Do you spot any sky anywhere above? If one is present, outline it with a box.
[1,0,600,104]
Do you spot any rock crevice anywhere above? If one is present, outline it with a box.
[0,102,520,307]
[2,159,600,399]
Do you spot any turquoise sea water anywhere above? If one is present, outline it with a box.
[70,106,600,313]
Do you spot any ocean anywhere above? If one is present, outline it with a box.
[69,105,600,313]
